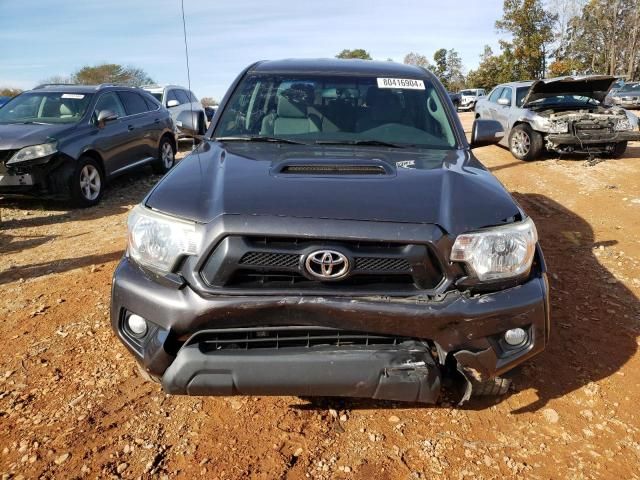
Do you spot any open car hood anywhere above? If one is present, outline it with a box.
[522,75,616,107]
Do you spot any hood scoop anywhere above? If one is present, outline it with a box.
[274,159,393,176]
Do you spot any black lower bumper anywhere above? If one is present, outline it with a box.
[163,340,440,402]
[111,257,550,402]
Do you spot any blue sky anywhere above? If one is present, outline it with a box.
[1,0,506,99]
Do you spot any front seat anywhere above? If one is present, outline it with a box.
[356,89,404,132]
[59,103,74,119]
[261,85,319,136]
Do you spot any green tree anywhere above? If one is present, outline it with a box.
[557,0,640,78]
[466,45,516,90]
[496,0,557,79]
[433,49,448,78]
[335,49,372,60]
[72,63,154,86]
[431,49,465,90]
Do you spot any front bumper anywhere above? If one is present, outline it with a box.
[0,155,71,196]
[111,256,550,403]
[547,130,640,148]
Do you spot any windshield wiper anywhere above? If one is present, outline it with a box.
[314,139,405,148]
[215,135,306,145]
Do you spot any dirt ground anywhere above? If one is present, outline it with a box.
[1,115,640,480]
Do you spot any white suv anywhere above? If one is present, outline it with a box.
[142,85,206,138]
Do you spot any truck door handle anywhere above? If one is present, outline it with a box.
[128,125,135,131]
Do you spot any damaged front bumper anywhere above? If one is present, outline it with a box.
[547,130,640,153]
[111,257,550,404]
[0,155,71,196]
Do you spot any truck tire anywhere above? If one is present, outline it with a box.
[509,124,543,161]
[71,156,104,207]
[609,141,627,159]
[152,136,176,174]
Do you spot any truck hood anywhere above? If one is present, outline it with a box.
[145,142,521,235]
[0,123,74,150]
[522,75,616,107]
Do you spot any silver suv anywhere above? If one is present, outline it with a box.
[142,85,206,137]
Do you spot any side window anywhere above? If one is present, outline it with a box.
[118,91,148,115]
[93,92,126,119]
[188,91,198,102]
[166,89,179,106]
[141,92,160,111]
[488,87,503,103]
[175,90,190,104]
[500,87,513,105]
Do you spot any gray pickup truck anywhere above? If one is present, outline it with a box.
[111,59,550,405]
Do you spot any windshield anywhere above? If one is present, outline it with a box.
[460,90,476,96]
[0,92,92,124]
[151,93,163,101]
[619,83,640,93]
[214,74,456,149]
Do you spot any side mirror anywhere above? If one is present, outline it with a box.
[96,109,117,128]
[471,119,505,148]
[166,99,179,108]
[176,110,201,137]
[497,97,510,106]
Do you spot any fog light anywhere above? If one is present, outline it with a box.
[127,314,148,337]
[504,328,527,346]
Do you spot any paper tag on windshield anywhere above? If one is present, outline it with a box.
[61,94,85,99]
[377,78,425,90]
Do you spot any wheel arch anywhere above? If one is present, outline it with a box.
[79,149,106,177]
[160,131,177,154]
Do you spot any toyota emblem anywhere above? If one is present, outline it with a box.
[304,250,350,280]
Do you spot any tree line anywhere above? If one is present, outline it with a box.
[338,0,640,92]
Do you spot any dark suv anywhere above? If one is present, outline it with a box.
[0,84,176,206]
[111,59,550,404]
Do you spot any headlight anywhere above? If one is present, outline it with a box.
[7,142,57,165]
[451,217,537,281]
[615,117,633,132]
[127,205,204,273]
[548,121,568,134]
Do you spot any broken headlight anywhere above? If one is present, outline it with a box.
[127,205,204,273]
[548,121,568,134]
[7,142,57,165]
[615,117,633,132]
[451,217,538,281]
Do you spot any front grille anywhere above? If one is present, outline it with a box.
[200,236,444,294]
[573,121,614,141]
[240,252,300,268]
[238,251,411,273]
[355,257,410,271]
[227,271,415,289]
[187,327,412,352]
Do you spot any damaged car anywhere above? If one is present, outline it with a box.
[458,88,486,111]
[111,59,550,405]
[475,76,640,161]
[608,82,640,110]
